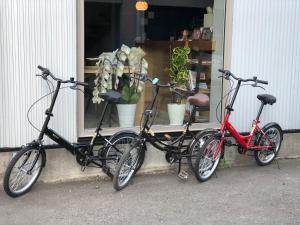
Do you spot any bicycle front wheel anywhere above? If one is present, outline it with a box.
[3,146,44,197]
[113,144,142,191]
[188,129,217,173]
[194,136,222,182]
[101,132,145,178]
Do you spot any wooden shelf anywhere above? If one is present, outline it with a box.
[137,40,215,51]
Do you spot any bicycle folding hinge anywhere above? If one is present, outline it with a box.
[45,109,53,117]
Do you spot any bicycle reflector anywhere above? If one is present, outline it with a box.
[152,78,159,85]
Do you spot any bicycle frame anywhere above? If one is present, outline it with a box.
[212,79,274,160]
[35,80,123,167]
[138,84,196,156]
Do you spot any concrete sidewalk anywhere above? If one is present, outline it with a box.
[1,159,300,225]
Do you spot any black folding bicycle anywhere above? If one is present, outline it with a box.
[3,66,142,197]
[112,74,210,191]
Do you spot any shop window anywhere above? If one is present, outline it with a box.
[83,0,226,129]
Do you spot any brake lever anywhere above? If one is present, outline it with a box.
[70,84,77,90]
[36,74,48,80]
[251,84,265,90]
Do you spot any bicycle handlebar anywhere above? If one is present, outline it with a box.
[132,73,175,88]
[129,73,184,97]
[218,69,268,85]
[37,65,89,87]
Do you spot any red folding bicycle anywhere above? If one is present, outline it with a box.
[193,69,283,182]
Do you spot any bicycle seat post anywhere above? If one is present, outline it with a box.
[256,102,265,121]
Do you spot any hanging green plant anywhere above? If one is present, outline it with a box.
[92,44,148,104]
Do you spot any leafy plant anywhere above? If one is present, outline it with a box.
[92,44,148,104]
[121,83,140,104]
[167,46,190,103]
[169,46,190,85]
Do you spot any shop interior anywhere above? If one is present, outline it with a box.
[84,0,219,129]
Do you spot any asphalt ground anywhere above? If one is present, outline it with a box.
[1,159,300,225]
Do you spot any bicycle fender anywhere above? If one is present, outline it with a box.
[40,148,47,168]
[262,122,283,137]
[108,130,139,139]
[255,122,283,145]
[24,142,47,168]
[187,128,218,150]
[106,130,147,151]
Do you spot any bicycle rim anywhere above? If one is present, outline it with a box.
[117,149,139,188]
[8,149,42,195]
[105,135,137,174]
[198,139,221,179]
[257,127,281,163]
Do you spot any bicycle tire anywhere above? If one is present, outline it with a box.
[3,146,45,197]
[101,132,145,178]
[254,124,283,166]
[187,129,217,173]
[113,145,142,191]
[194,136,222,182]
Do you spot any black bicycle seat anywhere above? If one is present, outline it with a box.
[100,90,122,103]
[257,94,276,105]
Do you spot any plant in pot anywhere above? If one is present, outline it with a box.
[92,44,148,128]
[167,46,190,125]
[116,74,142,127]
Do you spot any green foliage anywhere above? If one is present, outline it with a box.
[169,46,190,85]
[121,83,140,104]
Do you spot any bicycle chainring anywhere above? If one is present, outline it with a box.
[165,152,177,164]
[76,147,92,166]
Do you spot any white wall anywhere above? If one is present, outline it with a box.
[0,0,78,148]
[230,0,300,131]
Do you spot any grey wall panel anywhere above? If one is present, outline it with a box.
[0,0,77,147]
[230,0,300,131]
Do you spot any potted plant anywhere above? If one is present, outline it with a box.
[116,74,142,127]
[92,44,148,128]
[167,46,190,125]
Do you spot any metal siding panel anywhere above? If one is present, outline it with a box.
[0,0,77,147]
[230,0,300,131]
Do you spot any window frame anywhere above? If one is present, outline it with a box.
[76,0,234,138]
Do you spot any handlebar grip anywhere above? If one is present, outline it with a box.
[76,81,89,87]
[218,69,226,73]
[37,65,45,70]
[257,79,268,85]
[37,65,48,72]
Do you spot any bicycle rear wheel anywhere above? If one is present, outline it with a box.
[113,143,142,191]
[3,146,45,197]
[101,132,145,178]
[254,124,283,166]
[194,136,222,182]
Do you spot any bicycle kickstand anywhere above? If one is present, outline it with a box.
[177,159,189,181]
[275,158,281,170]
[214,171,218,178]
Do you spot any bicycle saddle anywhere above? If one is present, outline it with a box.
[187,92,209,106]
[257,94,276,105]
[100,90,122,103]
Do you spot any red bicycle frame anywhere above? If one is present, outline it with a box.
[212,79,274,160]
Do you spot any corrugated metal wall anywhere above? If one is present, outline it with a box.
[230,0,300,131]
[0,0,77,147]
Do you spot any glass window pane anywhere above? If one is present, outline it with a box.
[84,0,226,129]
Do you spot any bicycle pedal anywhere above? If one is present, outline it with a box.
[178,170,189,181]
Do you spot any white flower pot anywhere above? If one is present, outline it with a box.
[168,104,186,125]
[117,104,137,128]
